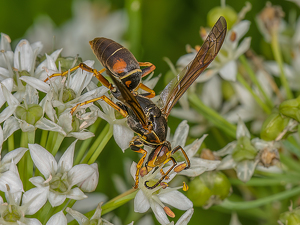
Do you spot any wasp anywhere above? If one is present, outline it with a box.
[45,37,156,115]
[107,16,227,189]
[45,17,227,189]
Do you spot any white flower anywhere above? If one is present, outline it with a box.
[131,162,193,225]
[0,147,27,193]
[66,202,113,225]
[0,180,47,224]
[168,120,220,177]
[46,211,67,225]
[214,118,260,182]
[28,140,97,207]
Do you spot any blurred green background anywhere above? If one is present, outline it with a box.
[1,0,297,224]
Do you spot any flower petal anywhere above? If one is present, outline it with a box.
[174,208,194,225]
[68,164,95,186]
[22,187,48,215]
[46,211,67,225]
[58,140,77,172]
[14,39,33,72]
[134,190,150,213]
[77,163,99,192]
[28,144,57,178]
[48,191,66,207]
[66,187,87,200]
[158,190,193,210]
[2,147,27,165]
[219,60,237,81]
[150,199,170,225]
[19,76,50,93]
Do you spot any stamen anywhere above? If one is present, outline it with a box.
[164,206,175,218]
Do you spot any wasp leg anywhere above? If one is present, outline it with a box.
[130,144,147,189]
[44,63,115,92]
[139,62,156,78]
[70,95,128,117]
[136,83,156,98]
[171,146,191,171]
[145,157,177,189]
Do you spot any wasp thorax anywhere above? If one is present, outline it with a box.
[15,104,43,125]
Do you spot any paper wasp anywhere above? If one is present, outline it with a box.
[108,16,227,189]
[45,17,227,189]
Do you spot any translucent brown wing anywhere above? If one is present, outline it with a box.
[109,74,148,126]
[160,16,227,117]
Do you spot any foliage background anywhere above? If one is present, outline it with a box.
[0,0,297,224]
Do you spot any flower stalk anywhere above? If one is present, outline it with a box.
[270,30,293,100]
[236,72,272,114]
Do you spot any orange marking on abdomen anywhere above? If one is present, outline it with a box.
[113,58,127,74]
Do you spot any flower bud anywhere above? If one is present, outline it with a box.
[186,176,213,207]
[15,104,43,125]
[232,136,257,162]
[56,56,83,73]
[279,96,300,122]
[207,6,237,29]
[62,88,76,103]
[209,171,231,200]
[187,171,231,207]
[279,207,300,225]
[260,111,290,141]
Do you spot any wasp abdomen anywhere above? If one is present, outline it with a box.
[89,37,139,77]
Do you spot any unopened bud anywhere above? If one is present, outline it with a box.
[207,6,237,29]
[232,136,257,162]
[260,111,290,141]
[279,207,300,225]
[15,104,43,125]
[279,96,300,122]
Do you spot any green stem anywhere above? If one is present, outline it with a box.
[239,55,274,108]
[74,118,102,165]
[188,93,236,139]
[46,131,54,151]
[26,131,35,190]
[68,189,138,225]
[8,133,14,151]
[220,186,300,210]
[87,124,113,164]
[19,132,28,186]
[236,73,272,114]
[125,0,142,57]
[270,30,293,99]
[80,123,111,164]
[40,130,48,148]
[51,133,64,156]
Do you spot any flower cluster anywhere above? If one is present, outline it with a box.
[0,1,300,225]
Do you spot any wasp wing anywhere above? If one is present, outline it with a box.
[160,16,227,117]
[109,74,148,126]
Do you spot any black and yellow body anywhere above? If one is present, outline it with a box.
[89,37,156,97]
[90,38,142,92]
[45,17,227,190]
